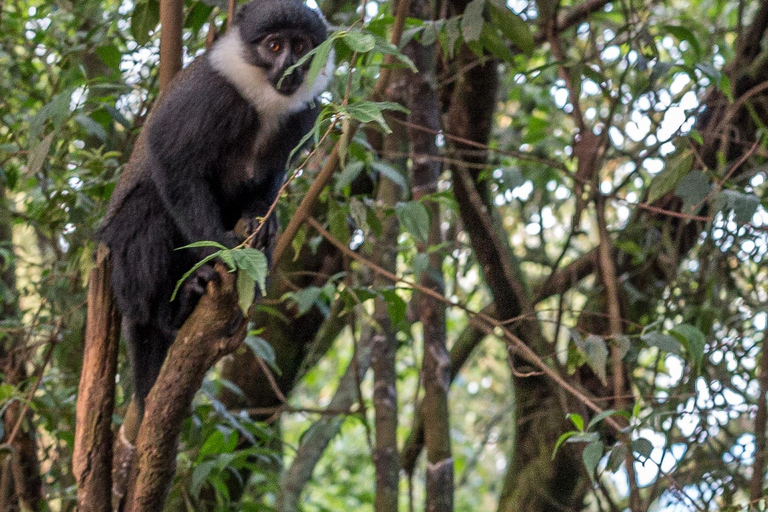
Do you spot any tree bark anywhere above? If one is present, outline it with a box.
[73,245,121,512]
[159,0,183,89]
[124,264,247,511]
[404,3,453,508]
[0,187,42,512]
[371,106,407,512]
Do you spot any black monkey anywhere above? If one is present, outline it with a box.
[97,0,333,416]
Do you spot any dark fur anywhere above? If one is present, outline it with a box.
[98,0,326,407]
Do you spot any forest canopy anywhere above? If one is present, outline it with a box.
[0,0,767,510]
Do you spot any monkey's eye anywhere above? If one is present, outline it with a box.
[294,41,307,55]
[268,40,281,53]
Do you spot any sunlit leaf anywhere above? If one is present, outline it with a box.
[461,0,485,42]
[395,201,430,243]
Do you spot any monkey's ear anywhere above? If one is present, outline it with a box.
[233,0,257,25]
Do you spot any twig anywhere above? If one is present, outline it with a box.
[3,320,62,448]
[304,217,623,432]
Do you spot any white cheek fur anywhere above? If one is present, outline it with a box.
[209,28,335,119]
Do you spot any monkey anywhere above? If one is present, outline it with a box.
[97,0,334,418]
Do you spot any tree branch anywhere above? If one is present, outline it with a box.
[124,264,247,511]
[73,245,120,512]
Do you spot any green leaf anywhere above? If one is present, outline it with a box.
[380,288,407,326]
[131,0,160,46]
[661,25,701,58]
[344,101,409,133]
[177,240,229,251]
[445,16,462,56]
[0,383,19,402]
[231,248,268,295]
[28,132,55,175]
[306,37,334,88]
[587,409,619,431]
[96,45,122,70]
[335,160,365,194]
[583,334,608,385]
[606,443,627,472]
[219,250,236,270]
[190,460,217,496]
[343,31,376,53]
[420,22,438,46]
[236,271,256,315]
[614,335,630,360]
[244,335,278,371]
[671,324,706,371]
[290,286,322,315]
[641,331,683,355]
[371,161,408,190]
[553,431,577,458]
[488,1,533,55]
[675,171,711,214]
[715,190,760,224]
[200,430,227,458]
[282,34,335,90]
[29,89,72,140]
[631,437,653,460]
[185,2,214,33]
[75,114,108,141]
[582,440,603,482]
[461,0,485,42]
[479,24,514,62]
[647,150,693,204]
[566,413,584,431]
[395,201,430,243]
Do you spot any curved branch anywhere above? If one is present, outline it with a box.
[124,264,248,511]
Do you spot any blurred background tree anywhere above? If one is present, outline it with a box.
[0,0,767,510]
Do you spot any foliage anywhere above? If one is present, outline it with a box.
[0,0,767,511]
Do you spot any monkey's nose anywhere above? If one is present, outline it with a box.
[276,71,302,95]
[277,82,300,95]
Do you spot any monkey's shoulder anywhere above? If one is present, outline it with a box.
[150,59,258,158]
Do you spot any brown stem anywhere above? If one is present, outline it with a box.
[370,100,407,512]
[158,0,183,90]
[404,3,453,507]
[124,264,247,511]
[73,246,121,512]
[596,196,641,510]
[750,333,768,500]
[305,217,622,432]
[401,308,490,474]
[273,0,414,264]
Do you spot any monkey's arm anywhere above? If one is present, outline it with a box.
[148,157,238,248]
[145,70,253,248]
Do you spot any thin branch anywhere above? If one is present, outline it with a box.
[304,217,623,432]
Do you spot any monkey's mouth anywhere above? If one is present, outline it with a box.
[276,83,300,95]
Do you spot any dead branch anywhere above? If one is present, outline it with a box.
[73,245,121,512]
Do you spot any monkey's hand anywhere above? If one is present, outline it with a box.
[236,215,279,252]
[173,264,222,327]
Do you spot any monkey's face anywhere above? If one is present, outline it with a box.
[247,29,315,96]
